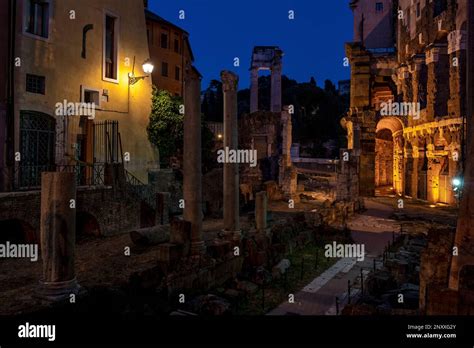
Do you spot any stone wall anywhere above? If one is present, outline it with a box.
[0,185,166,241]
[419,227,456,313]
[239,111,282,196]
[375,138,394,187]
[149,169,182,215]
[336,149,360,202]
[345,0,465,205]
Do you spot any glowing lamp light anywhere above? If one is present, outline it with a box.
[452,177,463,192]
[217,134,223,139]
[142,59,154,74]
[129,57,154,85]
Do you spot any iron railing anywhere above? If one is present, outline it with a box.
[123,168,156,209]
[0,163,106,192]
[0,162,157,212]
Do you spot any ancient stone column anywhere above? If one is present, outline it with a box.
[38,172,79,301]
[221,71,240,242]
[184,66,204,255]
[393,133,404,195]
[426,138,440,204]
[397,67,412,105]
[411,146,420,199]
[403,145,413,197]
[271,64,282,113]
[250,68,259,114]
[255,191,267,233]
[279,106,292,187]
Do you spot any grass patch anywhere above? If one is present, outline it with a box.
[235,242,338,315]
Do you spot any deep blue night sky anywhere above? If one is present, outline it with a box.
[149,0,353,90]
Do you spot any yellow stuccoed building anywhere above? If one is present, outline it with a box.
[13,0,157,183]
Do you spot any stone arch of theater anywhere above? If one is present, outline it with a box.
[373,116,462,205]
[375,117,405,195]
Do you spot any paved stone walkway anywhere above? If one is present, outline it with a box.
[268,198,400,315]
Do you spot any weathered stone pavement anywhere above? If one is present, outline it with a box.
[268,198,399,315]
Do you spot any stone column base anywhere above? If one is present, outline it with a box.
[36,278,81,302]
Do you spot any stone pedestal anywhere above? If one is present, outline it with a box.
[221,71,241,243]
[184,65,205,255]
[38,172,80,301]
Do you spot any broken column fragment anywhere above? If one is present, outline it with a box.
[183,65,205,255]
[221,70,241,243]
[37,172,80,301]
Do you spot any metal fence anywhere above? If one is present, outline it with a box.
[94,120,120,163]
[0,163,106,192]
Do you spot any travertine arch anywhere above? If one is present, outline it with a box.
[376,116,404,134]
[375,117,405,193]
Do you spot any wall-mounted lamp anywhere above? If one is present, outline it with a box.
[452,177,463,192]
[129,57,154,85]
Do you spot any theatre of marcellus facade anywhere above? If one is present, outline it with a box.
[344,0,467,205]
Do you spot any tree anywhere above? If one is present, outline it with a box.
[201,79,223,122]
[147,87,183,167]
[148,86,216,173]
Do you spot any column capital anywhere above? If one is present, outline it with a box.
[410,54,426,71]
[397,66,411,80]
[448,30,467,54]
[425,44,448,64]
[221,70,239,92]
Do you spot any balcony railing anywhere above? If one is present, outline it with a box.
[0,163,106,192]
